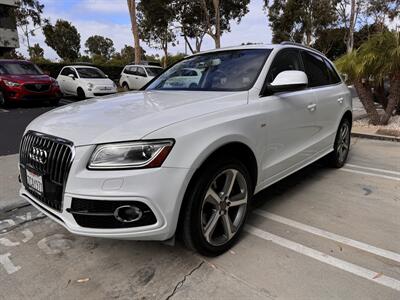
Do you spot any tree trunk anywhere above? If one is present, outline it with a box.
[354,80,381,125]
[380,74,400,125]
[212,0,221,48]
[375,82,387,109]
[127,0,141,64]
[346,0,356,53]
[163,46,168,68]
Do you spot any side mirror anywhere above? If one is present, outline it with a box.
[68,74,75,80]
[267,70,308,93]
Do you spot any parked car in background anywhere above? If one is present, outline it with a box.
[57,66,117,100]
[19,44,352,256]
[163,68,202,89]
[119,65,163,90]
[0,59,61,106]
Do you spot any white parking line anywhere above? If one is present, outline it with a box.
[0,109,9,113]
[245,225,400,292]
[339,168,400,181]
[345,163,400,176]
[254,210,400,263]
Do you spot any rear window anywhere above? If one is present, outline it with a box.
[0,62,43,75]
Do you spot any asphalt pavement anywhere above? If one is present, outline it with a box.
[0,132,399,299]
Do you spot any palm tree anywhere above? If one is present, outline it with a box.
[336,31,400,125]
[336,50,381,125]
[358,31,400,124]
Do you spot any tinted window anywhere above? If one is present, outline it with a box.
[60,68,70,76]
[145,67,163,77]
[124,66,136,75]
[136,67,146,77]
[76,67,106,78]
[301,51,330,87]
[324,59,341,84]
[0,62,42,75]
[266,49,303,83]
[147,49,272,91]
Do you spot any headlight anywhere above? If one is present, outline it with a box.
[87,83,94,88]
[88,140,174,169]
[4,80,21,87]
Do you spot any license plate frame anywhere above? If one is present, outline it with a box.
[26,169,43,195]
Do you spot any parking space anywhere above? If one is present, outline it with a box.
[0,137,399,299]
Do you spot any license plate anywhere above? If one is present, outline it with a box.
[26,169,43,195]
[100,87,112,91]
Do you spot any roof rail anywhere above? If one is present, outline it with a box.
[280,41,324,56]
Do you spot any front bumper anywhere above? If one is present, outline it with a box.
[19,145,193,241]
[4,85,62,102]
[85,86,117,98]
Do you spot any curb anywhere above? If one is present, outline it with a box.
[351,132,400,142]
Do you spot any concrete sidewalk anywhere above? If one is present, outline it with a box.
[0,154,25,211]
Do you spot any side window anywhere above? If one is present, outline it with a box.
[301,51,330,87]
[60,68,70,76]
[128,66,137,75]
[266,49,303,84]
[136,67,146,77]
[324,59,341,84]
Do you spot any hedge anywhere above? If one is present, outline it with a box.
[36,62,124,82]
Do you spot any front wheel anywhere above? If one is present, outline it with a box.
[0,90,6,107]
[181,157,252,256]
[77,88,86,100]
[327,119,351,168]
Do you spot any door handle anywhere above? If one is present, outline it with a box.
[337,97,344,104]
[307,104,317,112]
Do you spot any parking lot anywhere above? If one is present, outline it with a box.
[0,102,399,299]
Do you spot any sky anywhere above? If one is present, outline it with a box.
[18,0,272,60]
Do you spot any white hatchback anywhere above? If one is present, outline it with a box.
[57,65,117,99]
[20,44,352,256]
[119,65,163,90]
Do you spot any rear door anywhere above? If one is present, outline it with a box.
[259,48,319,183]
[300,51,348,150]
[136,67,148,89]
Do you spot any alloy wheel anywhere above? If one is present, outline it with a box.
[201,169,248,246]
[337,122,350,163]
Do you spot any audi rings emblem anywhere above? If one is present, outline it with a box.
[29,146,48,164]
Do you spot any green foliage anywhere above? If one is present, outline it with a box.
[28,43,44,60]
[42,19,81,62]
[163,52,186,66]
[266,0,338,45]
[14,0,44,28]
[85,35,115,59]
[313,28,347,60]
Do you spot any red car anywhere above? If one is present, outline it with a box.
[0,59,62,106]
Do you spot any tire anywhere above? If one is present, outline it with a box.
[49,98,60,106]
[181,156,252,256]
[0,90,7,107]
[77,88,86,100]
[327,118,351,168]
[122,82,130,91]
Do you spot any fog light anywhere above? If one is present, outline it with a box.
[114,205,143,223]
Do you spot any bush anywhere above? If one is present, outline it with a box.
[36,62,124,82]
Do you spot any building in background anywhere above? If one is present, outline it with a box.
[0,0,19,56]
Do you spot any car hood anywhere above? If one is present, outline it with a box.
[2,74,53,83]
[27,90,248,146]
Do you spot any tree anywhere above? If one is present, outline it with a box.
[365,0,400,32]
[336,0,364,53]
[28,43,44,60]
[265,0,338,46]
[199,0,250,48]
[85,35,115,59]
[313,28,347,60]
[137,0,176,68]
[336,31,400,125]
[127,0,142,64]
[42,19,81,62]
[174,1,207,53]
[14,0,48,52]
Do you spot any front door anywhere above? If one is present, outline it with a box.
[258,48,319,185]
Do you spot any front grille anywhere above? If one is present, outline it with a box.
[24,83,50,93]
[19,131,74,211]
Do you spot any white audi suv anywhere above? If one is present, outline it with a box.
[19,43,352,256]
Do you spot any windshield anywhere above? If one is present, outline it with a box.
[76,67,107,79]
[0,62,43,75]
[146,49,271,91]
[145,67,163,77]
